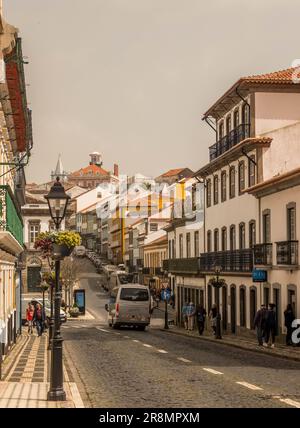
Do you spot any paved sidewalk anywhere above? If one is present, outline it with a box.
[0,329,85,408]
[163,325,300,362]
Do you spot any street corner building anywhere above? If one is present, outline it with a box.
[165,66,300,341]
[0,10,32,363]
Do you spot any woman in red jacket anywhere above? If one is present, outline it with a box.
[26,303,34,335]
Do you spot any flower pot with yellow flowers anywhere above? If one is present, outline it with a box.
[35,231,81,260]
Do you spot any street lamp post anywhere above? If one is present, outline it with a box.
[210,266,225,340]
[45,177,70,402]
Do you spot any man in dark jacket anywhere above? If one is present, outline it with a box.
[196,305,207,336]
[33,303,46,337]
[284,304,295,346]
[264,303,277,348]
[253,304,266,346]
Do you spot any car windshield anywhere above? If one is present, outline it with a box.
[120,288,149,302]
[118,274,133,284]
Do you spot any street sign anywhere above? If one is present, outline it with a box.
[161,289,171,302]
[252,269,268,283]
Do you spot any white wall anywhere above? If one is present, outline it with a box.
[205,151,258,250]
[255,92,300,135]
[262,122,300,180]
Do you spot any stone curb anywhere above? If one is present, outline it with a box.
[161,328,300,363]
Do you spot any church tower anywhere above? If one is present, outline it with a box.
[51,154,68,182]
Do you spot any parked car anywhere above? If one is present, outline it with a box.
[105,284,151,330]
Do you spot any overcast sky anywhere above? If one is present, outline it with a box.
[5,0,300,183]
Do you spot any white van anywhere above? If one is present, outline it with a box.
[102,265,118,290]
[108,271,134,291]
[73,246,86,257]
[105,284,151,330]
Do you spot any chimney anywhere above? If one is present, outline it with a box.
[114,164,119,177]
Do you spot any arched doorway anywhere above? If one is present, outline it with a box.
[250,287,257,330]
[27,256,43,293]
[222,285,228,331]
[230,286,236,334]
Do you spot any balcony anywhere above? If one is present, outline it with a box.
[254,243,273,266]
[276,241,298,265]
[142,267,150,275]
[0,185,24,252]
[200,249,253,273]
[209,124,250,161]
[163,258,201,274]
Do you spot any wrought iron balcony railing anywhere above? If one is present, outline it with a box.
[209,123,251,161]
[0,185,24,247]
[163,258,201,274]
[142,267,150,275]
[200,249,253,272]
[254,243,273,266]
[276,240,298,265]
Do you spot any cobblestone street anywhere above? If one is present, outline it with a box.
[62,261,300,408]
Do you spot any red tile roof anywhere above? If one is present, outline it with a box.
[161,168,186,177]
[70,164,109,177]
[204,66,300,118]
[242,67,299,84]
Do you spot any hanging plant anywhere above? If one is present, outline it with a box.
[35,231,81,259]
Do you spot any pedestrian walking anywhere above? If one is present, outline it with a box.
[209,304,218,336]
[196,304,206,335]
[284,304,295,346]
[26,303,34,335]
[182,301,188,330]
[253,304,267,346]
[186,301,196,331]
[263,303,277,348]
[33,303,46,337]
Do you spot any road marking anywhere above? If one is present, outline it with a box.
[157,349,168,354]
[132,339,140,343]
[236,381,263,391]
[114,332,121,335]
[143,344,153,348]
[124,336,130,339]
[277,398,300,408]
[177,357,192,363]
[96,327,109,333]
[203,368,223,375]
[73,326,81,329]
